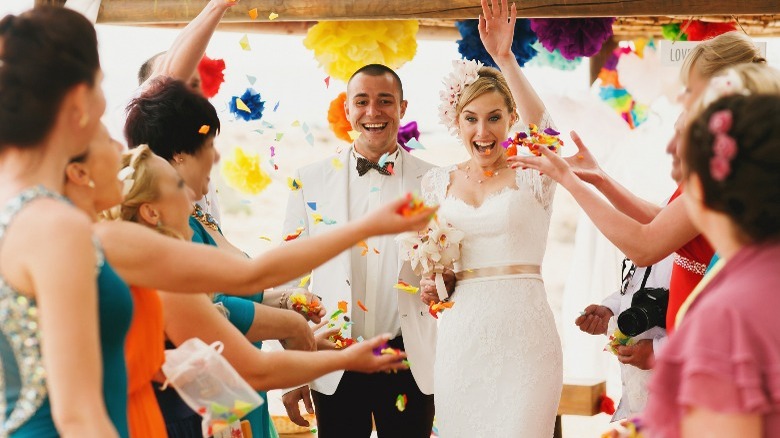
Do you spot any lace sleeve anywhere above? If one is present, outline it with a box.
[421,166,451,206]
[516,110,557,210]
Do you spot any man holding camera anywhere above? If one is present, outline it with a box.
[575,254,674,420]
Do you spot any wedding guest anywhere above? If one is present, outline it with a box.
[642,93,780,437]
[63,124,435,437]
[0,6,120,437]
[513,31,766,334]
[124,77,320,437]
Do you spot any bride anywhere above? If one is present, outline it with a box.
[420,0,562,435]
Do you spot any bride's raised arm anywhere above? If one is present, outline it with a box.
[478,0,548,127]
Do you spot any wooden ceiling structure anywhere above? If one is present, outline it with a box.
[34,0,780,39]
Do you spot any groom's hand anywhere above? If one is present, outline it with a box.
[420,276,440,305]
[283,385,314,427]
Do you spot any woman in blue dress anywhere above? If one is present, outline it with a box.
[0,7,128,437]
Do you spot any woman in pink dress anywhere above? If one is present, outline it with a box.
[641,93,780,436]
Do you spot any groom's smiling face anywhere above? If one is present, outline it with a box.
[345,72,408,157]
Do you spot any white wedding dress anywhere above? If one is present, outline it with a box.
[422,159,563,437]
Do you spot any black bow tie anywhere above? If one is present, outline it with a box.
[356,157,393,176]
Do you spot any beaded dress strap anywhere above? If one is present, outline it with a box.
[0,185,71,434]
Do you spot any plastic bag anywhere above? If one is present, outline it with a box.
[161,338,263,437]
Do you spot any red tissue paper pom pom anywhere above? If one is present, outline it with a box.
[683,20,737,41]
[599,393,616,415]
[198,55,226,98]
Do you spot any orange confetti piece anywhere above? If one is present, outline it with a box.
[373,248,380,254]
[386,162,395,175]
[577,154,584,160]
[283,226,305,241]
[198,125,210,135]
[357,300,368,312]
[483,170,494,177]
[248,8,258,19]
[357,240,368,256]
[338,301,348,313]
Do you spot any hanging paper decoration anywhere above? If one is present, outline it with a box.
[530,18,616,60]
[595,46,649,129]
[303,21,419,82]
[221,147,271,195]
[327,92,352,142]
[661,20,736,42]
[527,41,581,71]
[197,55,226,98]
[397,121,420,152]
[229,88,265,121]
[616,41,679,104]
[454,19,537,68]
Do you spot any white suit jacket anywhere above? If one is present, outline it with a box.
[281,146,437,395]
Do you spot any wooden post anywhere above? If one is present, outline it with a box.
[589,36,619,86]
[45,0,780,25]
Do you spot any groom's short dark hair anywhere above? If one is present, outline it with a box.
[349,64,404,100]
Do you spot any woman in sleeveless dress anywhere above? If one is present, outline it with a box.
[420,1,562,435]
[0,7,123,437]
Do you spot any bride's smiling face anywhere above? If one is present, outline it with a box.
[458,91,516,167]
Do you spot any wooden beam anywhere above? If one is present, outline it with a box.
[589,36,619,85]
[35,0,780,24]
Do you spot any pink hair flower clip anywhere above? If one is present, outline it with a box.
[708,109,737,182]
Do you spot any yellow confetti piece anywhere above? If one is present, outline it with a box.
[239,34,251,51]
[348,130,361,141]
[299,274,311,288]
[331,158,344,170]
[235,97,251,113]
[268,12,279,20]
[198,125,210,134]
[287,177,302,191]
[275,132,284,142]
[394,282,419,294]
[258,235,271,241]
[312,213,323,224]
[291,120,301,127]
[248,8,258,19]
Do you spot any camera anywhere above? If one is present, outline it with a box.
[617,287,669,337]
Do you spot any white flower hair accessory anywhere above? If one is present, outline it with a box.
[701,68,750,108]
[439,59,484,135]
[117,165,135,197]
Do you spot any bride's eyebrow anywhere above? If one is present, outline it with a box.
[462,109,503,114]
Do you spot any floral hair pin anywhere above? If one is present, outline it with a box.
[438,59,483,135]
[701,68,750,109]
[708,109,737,182]
[117,165,135,197]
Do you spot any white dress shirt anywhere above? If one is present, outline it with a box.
[348,147,403,339]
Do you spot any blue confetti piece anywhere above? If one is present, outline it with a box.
[302,122,310,134]
[252,129,264,135]
[377,152,389,167]
[370,187,380,192]
[240,199,251,205]
[246,75,257,85]
[405,138,426,150]
[305,132,314,146]
[261,120,274,129]
[273,101,280,112]
[307,202,317,211]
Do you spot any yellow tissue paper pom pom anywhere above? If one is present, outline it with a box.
[303,20,419,82]
[221,147,271,195]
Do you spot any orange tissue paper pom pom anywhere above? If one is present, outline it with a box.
[328,92,353,143]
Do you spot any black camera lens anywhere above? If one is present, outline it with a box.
[618,308,648,337]
[617,287,669,337]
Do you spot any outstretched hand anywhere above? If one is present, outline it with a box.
[361,195,438,237]
[507,138,572,183]
[478,0,517,60]
[575,304,613,335]
[343,334,409,374]
[563,131,606,185]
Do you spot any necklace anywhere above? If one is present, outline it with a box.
[192,203,220,232]
[462,162,507,184]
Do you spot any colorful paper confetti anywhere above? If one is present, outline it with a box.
[283,227,305,241]
[273,101,280,112]
[306,202,317,211]
[239,34,251,51]
[248,8,258,19]
[246,75,257,85]
[305,133,314,146]
[348,130,361,141]
[234,97,251,113]
[275,132,284,142]
[377,152,390,167]
[338,301,348,313]
[357,240,368,256]
[198,125,210,135]
[357,300,368,312]
[268,12,279,20]
[396,394,408,412]
[404,138,426,150]
[331,158,344,170]
[393,281,419,294]
[287,177,302,191]
[298,274,311,288]
[324,76,331,88]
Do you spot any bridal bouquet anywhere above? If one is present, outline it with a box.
[396,215,464,313]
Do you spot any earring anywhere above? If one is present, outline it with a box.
[87,180,96,188]
[78,113,90,128]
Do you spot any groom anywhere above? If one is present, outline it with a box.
[281,64,437,437]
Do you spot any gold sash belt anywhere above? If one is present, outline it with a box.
[455,264,541,281]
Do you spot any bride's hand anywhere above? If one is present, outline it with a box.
[478,0,517,61]
[564,131,607,186]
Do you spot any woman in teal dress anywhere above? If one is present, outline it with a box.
[0,7,128,437]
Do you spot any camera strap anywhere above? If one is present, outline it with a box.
[639,264,653,290]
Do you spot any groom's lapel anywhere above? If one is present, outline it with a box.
[317,147,352,286]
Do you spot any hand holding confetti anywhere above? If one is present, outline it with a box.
[502,124,564,157]
[342,334,409,374]
[287,292,324,322]
[605,328,634,356]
